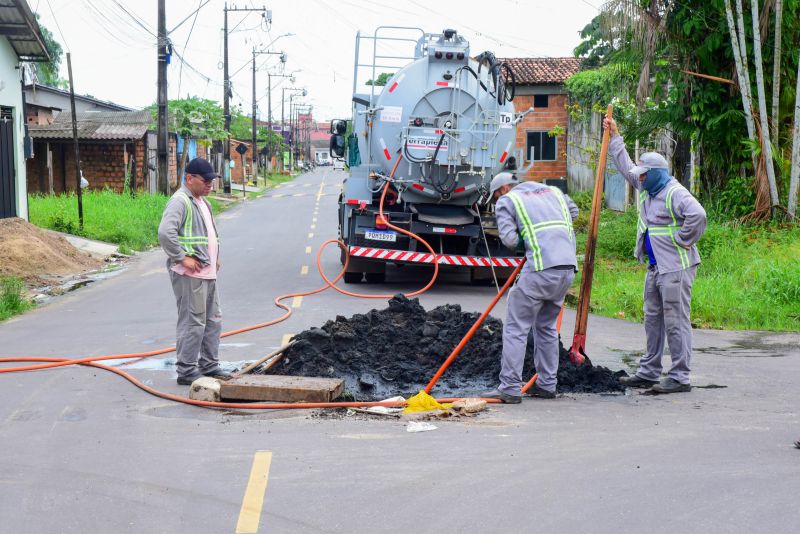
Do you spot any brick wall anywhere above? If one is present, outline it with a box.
[26,134,200,195]
[228,139,254,184]
[26,139,149,193]
[512,93,569,183]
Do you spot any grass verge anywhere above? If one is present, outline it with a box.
[28,189,225,254]
[571,193,800,331]
[0,277,33,322]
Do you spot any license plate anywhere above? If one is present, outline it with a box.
[364,230,397,242]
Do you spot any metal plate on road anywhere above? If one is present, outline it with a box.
[364,230,397,242]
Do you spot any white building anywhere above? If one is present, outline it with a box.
[0,0,49,219]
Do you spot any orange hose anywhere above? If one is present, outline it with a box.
[424,258,525,394]
[0,156,506,410]
[0,357,500,409]
[521,373,539,393]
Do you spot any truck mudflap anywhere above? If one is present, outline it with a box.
[349,246,523,267]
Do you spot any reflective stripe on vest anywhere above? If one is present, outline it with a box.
[508,188,574,272]
[638,186,690,269]
[175,191,209,256]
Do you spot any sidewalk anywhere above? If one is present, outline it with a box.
[44,230,119,259]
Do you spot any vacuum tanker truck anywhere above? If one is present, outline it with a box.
[330,27,532,284]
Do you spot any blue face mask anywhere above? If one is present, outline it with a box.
[642,168,671,196]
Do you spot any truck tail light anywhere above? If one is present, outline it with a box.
[375,214,388,229]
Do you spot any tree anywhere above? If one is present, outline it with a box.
[365,72,394,86]
[32,14,67,88]
[750,0,779,208]
[147,97,227,181]
[789,49,800,217]
[571,0,800,218]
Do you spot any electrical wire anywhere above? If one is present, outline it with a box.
[177,0,204,98]
[44,0,70,51]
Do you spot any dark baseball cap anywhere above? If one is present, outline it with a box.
[185,157,219,181]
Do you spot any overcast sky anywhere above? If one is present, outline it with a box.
[34,0,600,121]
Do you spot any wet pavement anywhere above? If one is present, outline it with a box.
[1,168,798,533]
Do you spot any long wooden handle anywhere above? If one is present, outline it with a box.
[233,341,296,377]
[574,104,613,338]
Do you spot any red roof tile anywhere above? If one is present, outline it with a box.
[501,57,583,85]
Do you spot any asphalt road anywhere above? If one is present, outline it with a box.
[1,168,798,534]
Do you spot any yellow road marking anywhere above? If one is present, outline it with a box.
[308,232,314,238]
[235,451,273,534]
[300,265,309,275]
[305,246,311,254]
[310,224,316,230]
[292,296,303,308]
[292,193,304,197]
[281,333,293,346]
[312,217,317,223]
[272,194,284,198]
[316,176,326,201]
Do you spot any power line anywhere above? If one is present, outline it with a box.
[177,0,203,97]
[45,0,70,51]
[110,0,157,38]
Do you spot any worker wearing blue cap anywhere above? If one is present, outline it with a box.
[605,116,707,394]
[158,157,231,385]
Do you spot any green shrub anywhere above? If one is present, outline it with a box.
[0,277,33,321]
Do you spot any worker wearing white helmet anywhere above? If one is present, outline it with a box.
[605,116,707,394]
[482,172,579,403]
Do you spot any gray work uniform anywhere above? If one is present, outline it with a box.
[609,136,707,384]
[157,187,222,378]
[495,181,579,394]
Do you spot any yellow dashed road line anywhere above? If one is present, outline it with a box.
[235,451,273,534]
[305,246,312,254]
[300,265,309,275]
[281,333,293,346]
[292,296,303,308]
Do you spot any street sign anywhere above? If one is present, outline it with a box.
[235,143,248,156]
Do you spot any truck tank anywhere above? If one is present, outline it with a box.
[332,27,530,284]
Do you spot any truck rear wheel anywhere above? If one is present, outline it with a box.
[365,272,386,284]
[343,272,363,284]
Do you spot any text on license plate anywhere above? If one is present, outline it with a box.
[364,230,397,242]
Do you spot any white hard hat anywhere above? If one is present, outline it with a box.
[629,152,669,176]
[489,172,518,196]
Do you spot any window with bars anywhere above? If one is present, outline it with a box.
[526,131,556,161]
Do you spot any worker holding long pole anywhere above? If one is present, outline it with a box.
[481,172,579,403]
[604,116,707,394]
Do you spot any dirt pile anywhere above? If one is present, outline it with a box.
[0,217,102,282]
[268,295,626,400]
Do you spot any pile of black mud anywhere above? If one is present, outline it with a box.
[268,295,626,401]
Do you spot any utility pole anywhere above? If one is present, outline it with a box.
[267,71,293,172]
[223,4,270,194]
[251,49,286,183]
[66,53,83,229]
[222,3,230,193]
[283,87,305,172]
[157,0,169,194]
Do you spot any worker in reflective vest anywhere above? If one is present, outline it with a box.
[482,172,579,403]
[158,157,231,386]
[605,116,707,394]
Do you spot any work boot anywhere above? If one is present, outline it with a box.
[619,375,659,388]
[202,367,233,380]
[480,389,522,404]
[176,371,204,386]
[525,383,556,399]
[650,377,692,394]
